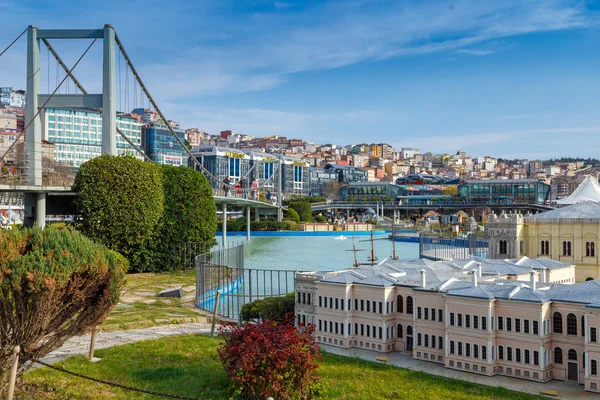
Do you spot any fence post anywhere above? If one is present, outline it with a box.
[6,345,20,400]
[88,329,97,360]
[211,290,221,335]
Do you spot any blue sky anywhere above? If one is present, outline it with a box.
[2,0,600,159]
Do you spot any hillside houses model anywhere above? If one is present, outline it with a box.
[295,256,600,393]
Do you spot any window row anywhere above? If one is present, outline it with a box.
[553,312,585,336]
[553,347,579,365]
[416,307,444,323]
[497,346,540,366]
[318,296,395,314]
[416,333,444,350]
[449,313,487,330]
[396,295,414,314]
[297,291,312,305]
[497,316,539,335]
[319,320,347,336]
[539,240,596,257]
[449,341,488,361]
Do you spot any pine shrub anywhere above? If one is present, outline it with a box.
[0,226,127,392]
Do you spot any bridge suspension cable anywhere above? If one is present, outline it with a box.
[0,27,27,59]
[114,32,245,191]
[41,39,152,163]
[42,38,86,94]
[1,30,102,162]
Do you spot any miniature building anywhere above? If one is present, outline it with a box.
[294,256,600,393]
[487,201,600,281]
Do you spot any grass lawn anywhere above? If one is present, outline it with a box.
[18,335,543,400]
[102,270,207,331]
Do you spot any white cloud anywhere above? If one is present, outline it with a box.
[499,114,531,120]
[160,104,381,139]
[396,126,600,157]
[67,0,597,100]
[457,49,495,56]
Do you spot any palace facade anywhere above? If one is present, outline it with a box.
[295,257,600,393]
[487,201,600,281]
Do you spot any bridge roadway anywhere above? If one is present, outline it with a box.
[0,184,280,246]
[311,201,555,213]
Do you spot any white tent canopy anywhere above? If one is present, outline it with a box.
[556,175,600,204]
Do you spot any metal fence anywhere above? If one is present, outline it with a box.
[172,241,216,270]
[195,243,295,323]
[419,232,489,261]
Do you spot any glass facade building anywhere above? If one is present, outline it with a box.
[42,108,143,167]
[191,145,252,188]
[458,179,551,205]
[309,167,337,197]
[276,155,310,196]
[247,151,280,193]
[142,123,187,166]
[324,163,368,184]
[340,182,401,201]
[190,145,310,196]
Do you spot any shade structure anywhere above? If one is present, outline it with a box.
[556,175,600,205]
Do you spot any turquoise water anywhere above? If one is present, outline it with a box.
[224,234,420,272]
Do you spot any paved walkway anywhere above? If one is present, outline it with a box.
[320,344,596,400]
[40,323,214,366]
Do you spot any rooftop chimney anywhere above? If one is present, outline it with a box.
[420,269,427,288]
[530,270,537,290]
[471,270,478,287]
[477,262,482,278]
[540,268,546,283]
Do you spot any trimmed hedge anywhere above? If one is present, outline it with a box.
[240,292,295,322]
[146,165,217,271]
[74,157,217,272]
[216,220,299,231]
[289,200,313,222]
[286,208,300,223]
[73,155,164,271]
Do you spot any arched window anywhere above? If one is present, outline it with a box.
[406,296,414,314]
[553,312,563,334]
[397,324,403,338]
[582,316,586,337]
[397,295,403,313]
[567,313,577,336]
[586,242,596,257]
[587,277,595,281]
[406,325,413,336]
[541,240,549,255]
[499,240,507,255]
[554,347,563,364]
[562,241,572,256]
[568,349,577,361]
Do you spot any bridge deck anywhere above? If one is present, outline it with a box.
[311,201,554,212]
[1,184,280,209]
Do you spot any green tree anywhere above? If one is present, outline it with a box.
[286,208,300,223]
[0,226,127,392]
[152,165,217,270]
[73,155,164,271]
[289,200,312,222]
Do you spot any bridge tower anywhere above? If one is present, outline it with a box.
[24,25,117,227]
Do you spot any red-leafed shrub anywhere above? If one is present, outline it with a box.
[217,315,321,399]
